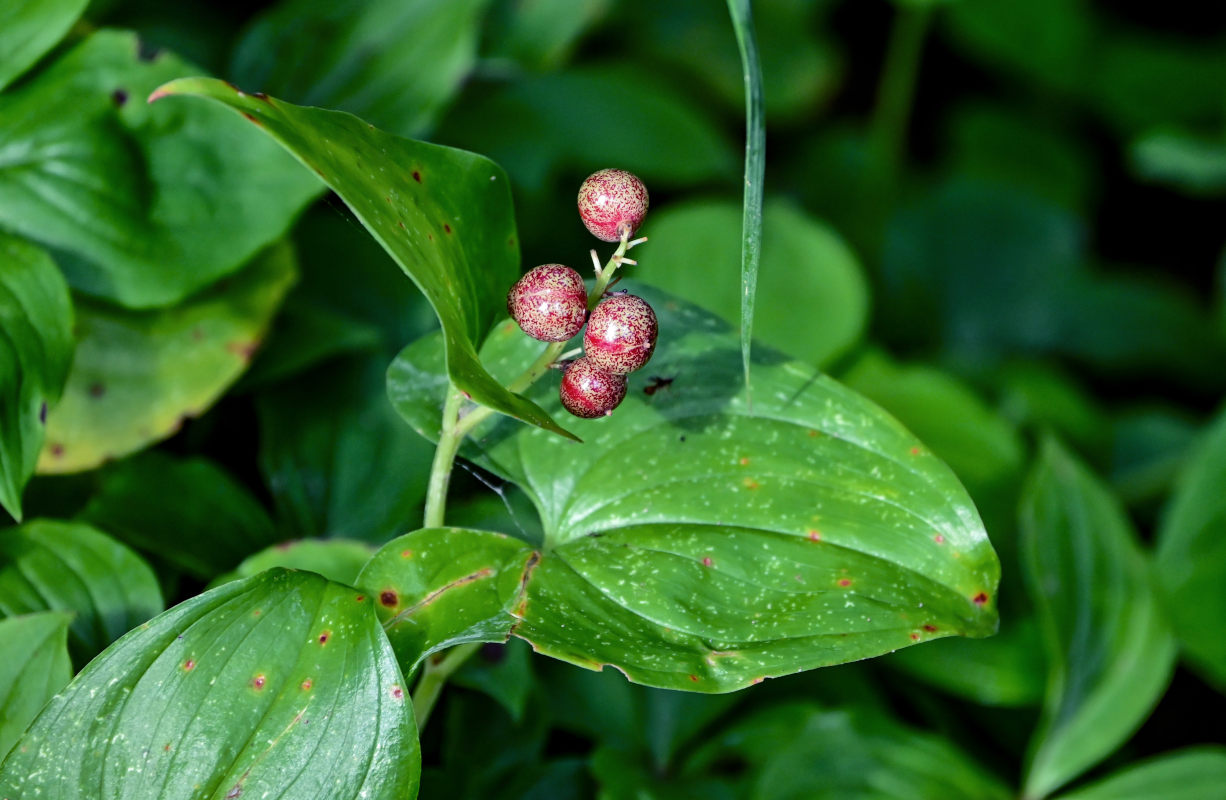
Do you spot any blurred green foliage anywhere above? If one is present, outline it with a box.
[2,0,1225,797]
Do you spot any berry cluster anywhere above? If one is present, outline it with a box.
[506,169,658,419]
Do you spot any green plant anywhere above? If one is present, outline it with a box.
[2,1,1225,798]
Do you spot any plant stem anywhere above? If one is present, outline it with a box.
[410,235,636,728]
[422,385,465,528]
[868,2,931,180]
[412,642,481,728]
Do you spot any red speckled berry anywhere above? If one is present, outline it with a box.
[559,358,627,418]
[507,264,588,342]
[583,294,657,374]
[577,169,649,242]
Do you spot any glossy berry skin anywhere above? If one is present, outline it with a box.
[507,264,588,342]
[577,169,649,242]
[559,358,627,418]
[583,294,658,374]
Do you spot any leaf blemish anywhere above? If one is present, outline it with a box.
[909,447,920,456]
[379,590,398,607]
[318,631,330,644]
[838,578,852,588]
[972,592,989,606]
[444,224,452,234]
[251,674,266,690]
[112,89,128,106]
[923,624,938,632]
[702,556,713,567]
[391,686,403,700]
[934,534,945,544]
[301,678,312,690]
[50,443,64,458]
[412,171,421,183]
[183,659,195,671]
[39,402,46,424]
[743,477,760,490]
[807,529,821,542]
[89,382,106,398]
[400,549,413,558]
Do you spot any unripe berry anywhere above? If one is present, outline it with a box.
[577,169,649,242]
[583,294,657,374]
[559,358,627,418]
[507,264,588,342]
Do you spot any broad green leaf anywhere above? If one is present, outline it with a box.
[38,240,295,473]
[1020,438,1177,799]
[635,200,868,369]
[724,0,765,398]
[1054,747,1226,800]
[213,539,378,588]
[0,569,419,800]
[78,452,278,579]
[1092,34,1226,135]
[151,77,576,441]
[0,519,162,664]
[0,611,72,761]
[240,298,382,389]
[1110,407,1198,509]
[436,64,736,192]
[686,703,1012,800]
[383,288,999,691]
[840,350,1024,495]
[255,356,434,543]
[231,0,490,136]
[1155,407,1226,690]
[1130,129,1226,196]
[0,232,73,520]
[484,0,611,71]
[994,361,1107,454]
[0,0,87,91]
[0,30,320,308]
[357,527,536,670]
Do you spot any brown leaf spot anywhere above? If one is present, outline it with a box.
[397,220,405,229]
[443,223,452,234]
[972,592,989,606]
[301,678,313,691]
[400,549,414,558]
[88,382,105,398]
[688,674,699,682]
[742,477,760,490]
[251,91,270,101]
[838,578,852,588]
[922,624,938,632]
[807,529,821,542]
[225,785,242,799]
[112,89,128,106]
[412,171,421,183]
[355,595,365,602]
[183,659,195,671]
[909,633,920,641]
[739,457,750,466]
[379,590,398,607]
[49,443,64,458]
[701,556,713,567]
[910,446,921,456]
[226,341,258,362]
[250,674,266,690]
[391,685,403,700]
[318,631,330,644]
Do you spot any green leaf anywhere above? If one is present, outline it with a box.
[686,703,1012,800]
[213,539,378,588]
[255,356,434,543]
[1019,438,1177,799]
[1155,407,1226,690]
[151,77,576,441]
[0,611,72,761]
[451,639,534,723]
[0,232,73,520]
[231,0,491,136]
[383,288,999,691]
[357,527,536,671]
[484,0,611,71]
[1110,407,1198,509]
[0,519,163,664]
[0,569,419,800]
[0,30,320,308]
[1053,747,1226,800]
[724,0,765,399]
[38,240,295,474]
[0,0,87,91]
[436,64,736,192]
[1130,128,1226,196]
[78,451,278,579]
[1092,34,1226,135]
[634,200,869,368]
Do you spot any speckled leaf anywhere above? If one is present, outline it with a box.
[0,569,419,800]
[358,527,536,671]
[0,519,163,665]
[0,611,72,762]
[231,0,491,136]
[78,452,278,579]
[150,77,575,441]
[212,539,378,588]
[0,30,320,308]
[1155,406,1226,690]
[1053,747,1226,800]
[0,232,74,520]
[1020,438,1177,799]
[0,0,87,91]
[385,288,999,691]
[38,241,295,474]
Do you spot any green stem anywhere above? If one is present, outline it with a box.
[410,236,635,728]
[868,3,932,180]
[422,385,465,529]
[412,642,481,728]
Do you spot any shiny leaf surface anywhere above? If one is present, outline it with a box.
[0,0,87,91]
[151,77,575,440]
[383,289,999,691]
[0,611,72,761]
[0,569,419,800]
